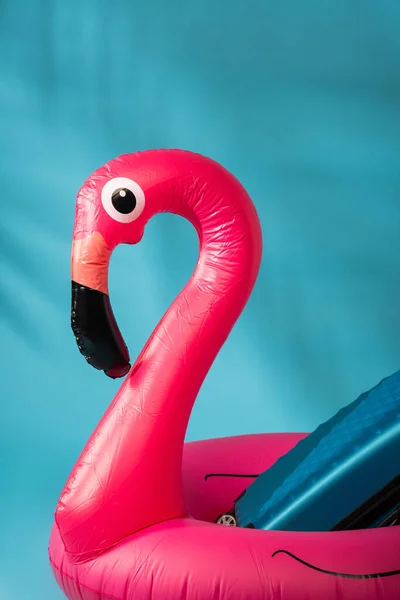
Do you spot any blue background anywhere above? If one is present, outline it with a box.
[1,1,400,598]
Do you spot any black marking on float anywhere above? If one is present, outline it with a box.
[204,473,260,481]
[271,550,400,579]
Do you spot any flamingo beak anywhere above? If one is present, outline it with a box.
[71,232,131,379]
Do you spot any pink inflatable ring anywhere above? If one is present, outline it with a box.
[49,149,400,600]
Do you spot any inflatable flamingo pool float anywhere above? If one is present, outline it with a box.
[49,149,400,599]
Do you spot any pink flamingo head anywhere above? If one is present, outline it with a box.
[71,149,262,379]
[73,151,175,249]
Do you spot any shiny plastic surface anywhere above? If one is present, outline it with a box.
[49,150,400,600]
[236,370,400,531]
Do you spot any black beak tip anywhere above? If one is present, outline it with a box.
[105,363,131,379]
[71,281,131,379]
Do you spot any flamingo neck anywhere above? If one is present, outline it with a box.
[56,166,262,563]
[142,180,261,389]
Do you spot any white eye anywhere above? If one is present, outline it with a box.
[101,177,145,223]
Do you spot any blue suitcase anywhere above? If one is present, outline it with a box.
[235,370,400,531]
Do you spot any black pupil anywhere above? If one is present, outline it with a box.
[111,188,136,214]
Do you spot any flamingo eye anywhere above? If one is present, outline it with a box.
[101,177,145,223]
